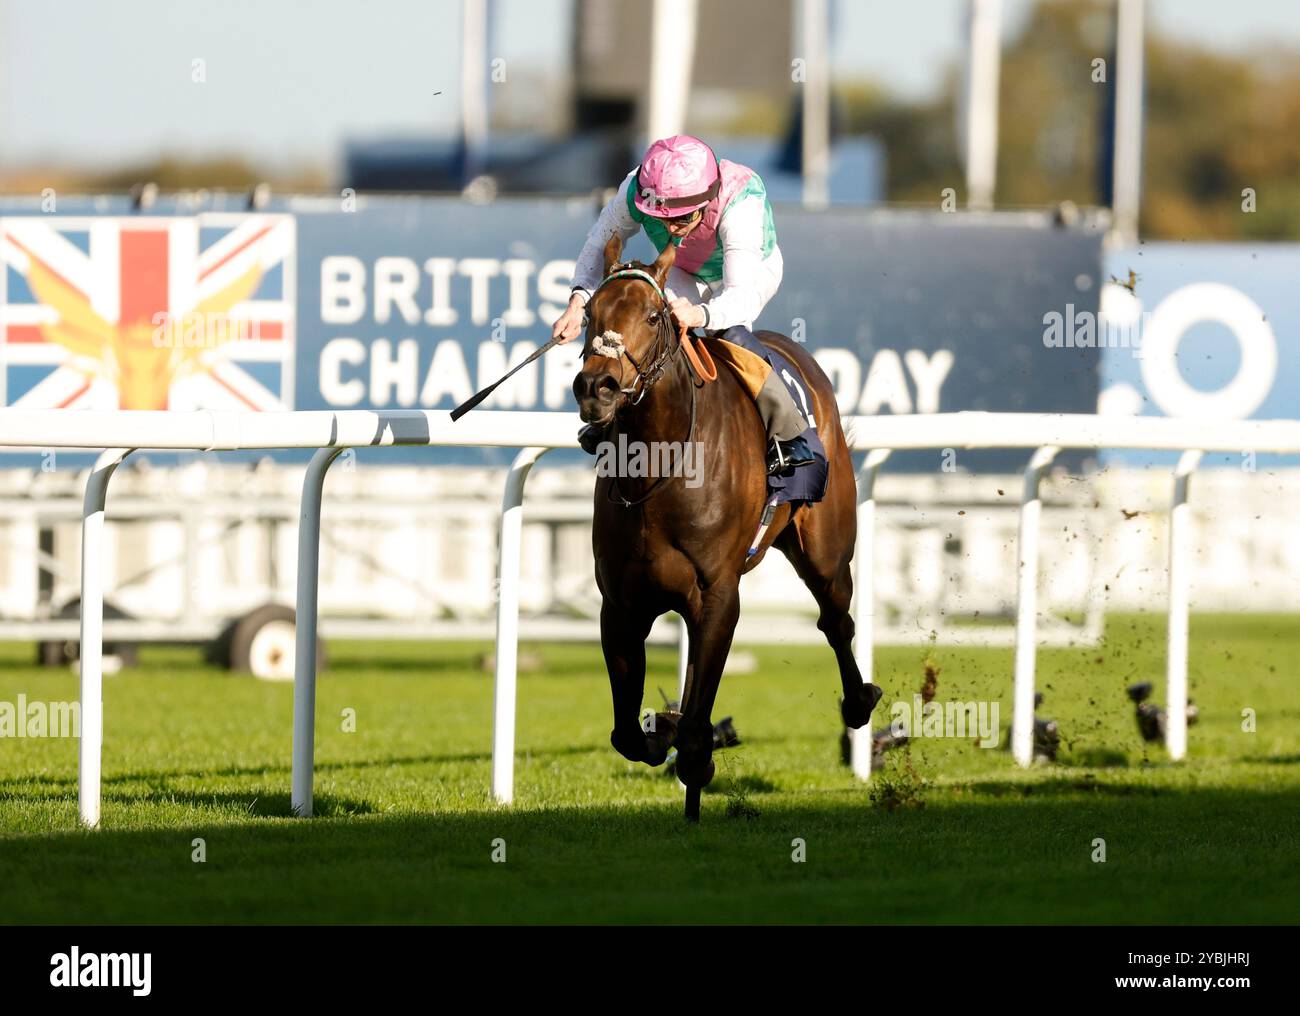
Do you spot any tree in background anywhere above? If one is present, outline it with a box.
[721,0,1300,240]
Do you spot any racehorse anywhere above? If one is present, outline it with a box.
[572,235,883,821]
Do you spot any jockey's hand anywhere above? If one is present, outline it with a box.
[552,294,586,344]
[669,297,706,330]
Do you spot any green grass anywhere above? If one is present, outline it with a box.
[1,613,1297,924]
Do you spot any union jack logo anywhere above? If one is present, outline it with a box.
[0,214,295,411]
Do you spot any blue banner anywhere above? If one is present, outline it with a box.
[1,195,1104,471]
[1101,244,1300,467]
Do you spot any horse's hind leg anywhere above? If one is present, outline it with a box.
[776,513,883,729]
[601,599,674,765]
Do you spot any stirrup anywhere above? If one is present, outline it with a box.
[767,437,815,476]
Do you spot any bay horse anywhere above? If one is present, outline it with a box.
[572,236,883,821]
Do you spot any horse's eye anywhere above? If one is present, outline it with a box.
[648,311,660,325]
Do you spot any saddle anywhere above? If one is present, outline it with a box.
[701,329,829,509]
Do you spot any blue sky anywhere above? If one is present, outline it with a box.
[2,0,1298,173]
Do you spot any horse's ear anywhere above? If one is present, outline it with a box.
[602,234,623,276]
[650,240,676,288]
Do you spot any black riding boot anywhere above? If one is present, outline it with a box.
[767,434,816,475]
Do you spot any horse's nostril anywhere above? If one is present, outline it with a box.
[595,375,620,400]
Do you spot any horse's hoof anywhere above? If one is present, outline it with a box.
[611,726,653,764]
[677,756,715,789]
[841,683,885,729]
[644,711,679,766]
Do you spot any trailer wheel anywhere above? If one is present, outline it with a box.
[228,604,324,681]
[36,598,139,669]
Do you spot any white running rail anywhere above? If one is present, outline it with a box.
[2,408,1298,825]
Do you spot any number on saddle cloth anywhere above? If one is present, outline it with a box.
[715,326,815,429]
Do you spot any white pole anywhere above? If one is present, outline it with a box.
[1012,445,1059,767]
[801,0,831,209]
[461,0,490,181]
[646,0,698,145]
[676,615,690,792]
[492,446,548,804]
[850,448,891,779]
[964,0,1002,210]
[292,447,343,817]
[1165,449,1202,761]
[677,614,689,702]
[1112,0,1145,244]
[78,448,132,828]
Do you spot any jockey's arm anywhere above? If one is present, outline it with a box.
[697,194,771,332]
[571,173,641,306]
[554,173,640,342]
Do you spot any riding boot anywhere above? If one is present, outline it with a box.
[709,325,815,471]
[767,434,816,476]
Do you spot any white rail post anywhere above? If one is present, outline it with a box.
[292,446,344,818]
[79,448,132,828]
[492,446,548,805]
[1012,445,1060,768]
[850,449,891,779]
[676,615,689,701]
[1165,449,1202,761]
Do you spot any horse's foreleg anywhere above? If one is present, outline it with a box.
[601,600,671,765]
[675,580,741,817]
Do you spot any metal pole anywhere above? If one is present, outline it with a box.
[646,0,698,145]
[850,448,891,779]
[1012,445,1059,767]
[801,0,831,208]
[292,446,344,817]
[1165,449,1202,761]
[492,446,548,804]
[78,448,132,828]
[460,0,490,181]
[1112,0,1146,244]
[964,0,1002,210]
[677,614,689,701]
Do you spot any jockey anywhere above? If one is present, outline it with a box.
[553,134,816,475]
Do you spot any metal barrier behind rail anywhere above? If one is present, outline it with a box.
[3,408,1299,826]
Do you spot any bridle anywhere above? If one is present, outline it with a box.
[582,263,701,507]
[582,264,684,407]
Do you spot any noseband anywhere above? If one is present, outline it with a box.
[582,265,683,406]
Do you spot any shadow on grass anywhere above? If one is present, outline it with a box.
[957,777,1169,798]
[0,744,603,796]
[1245,754,1300,766]
[2,783,1298,925]
[105,789,378,817]
[704,773,778,795]
[1060,747,1132,768]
